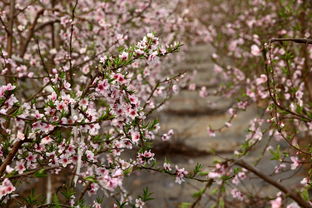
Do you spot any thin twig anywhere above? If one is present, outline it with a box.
[20,9,44,57]
[235,160,312,208]
[190,180,213,208]
[0,139,30,177]
[270,38,312,44]
[68,0,79,84]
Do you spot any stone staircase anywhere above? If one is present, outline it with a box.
[125,40,310,207]
[125,43,262,208]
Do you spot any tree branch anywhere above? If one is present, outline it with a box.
[270,38,312,44]
[0,139,30,177]
[20,9,44,57]
[235,160,312,208]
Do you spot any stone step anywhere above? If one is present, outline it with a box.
[159,106,257,152]
[183,52,212,64]
[175,62,215,72]
[163,91,232,114]
[186,44,214,54]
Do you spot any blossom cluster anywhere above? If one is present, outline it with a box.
[182,0,312,207]
[0,0,204,207]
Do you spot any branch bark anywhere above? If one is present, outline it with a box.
[0,139,28,177]
[235,160,312,208]
[270,38,312,44]
[5,0,15,83]
[20,9,44,57]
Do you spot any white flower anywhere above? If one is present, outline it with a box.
[290,156,299,170]
[287,202,300,208]
[300,177,308,185]
[119,51,129,60]
[99,55,107,64]
[16,131,25,141]
[251,44,261,56]
[146,33,155,39]
[135,198,145,208]
[255,74,267,85]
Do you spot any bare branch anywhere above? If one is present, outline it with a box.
[235,160,312,208]
[20,9,45,57]
[270,38,312,44]
[0,139,30,177]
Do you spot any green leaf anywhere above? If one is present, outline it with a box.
[192,163,203,176]
[219,198,225,208]
[233,167,241,175]
[123,167,133,175]
[115,199,127,208]
[52,194,61,208]
[140,187,154,202]
[12,107,24,117]
[270,145,281,161]
[84,176,97,183]
[61,188,75,199]
[192,188,205,198]
[198,171,209,176]
[179,202,191,208]
[34,169,47,178]
[301,189,310,201]
[22,189,40,205]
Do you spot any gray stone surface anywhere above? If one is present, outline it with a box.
[125,44,260,208]
[125,43,306,208]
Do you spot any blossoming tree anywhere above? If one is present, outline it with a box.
[181,0,312,207]
[1,0,312,208]
[0,0,208,207]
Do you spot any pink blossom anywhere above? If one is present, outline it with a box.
[290,156,300,170]
[231,188,244,201]
[251,44,261,56]
[199,86,208,97]
[287,202,300,208]
[300,177,308,186]
[93,202,102,208]
[130,130,140,144]
[207,127,216,137]
[119,51,129,60]
[15,161,26,174]
[175,165,188,184]
[255,74,267,85]
[16,131,25,141]
[188,83,196,90]
[270,195,282,208]
[135,198,145,208]
[208,172,221,179]
[0,179,16,199]
[163,162,172,171]
[113,73,126,84]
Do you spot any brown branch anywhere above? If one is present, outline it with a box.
[6,0,15,57]
[68,0,79,84]
[0,16,11,35]
[270,38,312,44]
[5,0,15,83]
[122,0,151,24]
[138,166,211,183]
[36,39,52,82]
[7,166,58,179]
[190,180,213,208]
[34,20,60,32]
[235,160,312,208]
[36,203,72,208]
[77,181,91,202]
[50,0,56,48]
[216,181,225,208]
[262,46,312,122]
[0,139,29,177]
[20,9,44,57]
